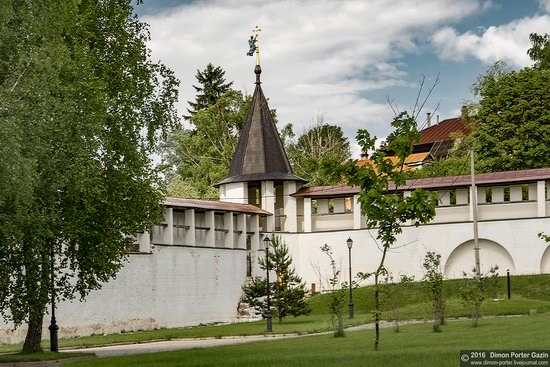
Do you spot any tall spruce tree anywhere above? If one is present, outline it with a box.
[243,236,310,323]
[186,63,233,118]
[0,0,178,353]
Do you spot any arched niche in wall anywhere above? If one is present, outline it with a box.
[444,239,515,279]
[541,245,550,274]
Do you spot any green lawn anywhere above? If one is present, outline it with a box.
[0,314,373,354]
[1,274,548,354]
[0,351,92,363]
[308,274,550,315]
[64,314,550,367]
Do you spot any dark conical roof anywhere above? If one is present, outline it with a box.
[215,66,306,186]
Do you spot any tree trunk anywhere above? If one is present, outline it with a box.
[439,301,445,326]
[374,273,380,351]
[395,307,400,332]
[22,310,44,353]
[336,312,344,337]
[433,311,441,332]
[433,298,441,332]
[438,289,445,326]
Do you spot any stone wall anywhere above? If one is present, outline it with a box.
[285,218,550,292]
[0,244,247,344]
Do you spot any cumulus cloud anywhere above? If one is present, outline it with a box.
[143,0,484,148]
[539,0,550,12]
[431,15,550,67]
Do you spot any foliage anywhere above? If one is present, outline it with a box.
[320,244,346,337]
[408,156,469,179]
[422,251,445,332]
[459,266,499,327]
[380,274,414,332]
[186,63,233,118]
[539,232,550,244]
[343,111,438,350]
[165,173,219,199]
[527,32,550,70]
[162,90,251,198]
[0,0,178,353]
[243,236,310,323]
[471,60,513,96]
[471,64,550,172]
[286,118,351,185]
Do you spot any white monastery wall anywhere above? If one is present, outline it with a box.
[284,218,550,292]
[0,245,247,344]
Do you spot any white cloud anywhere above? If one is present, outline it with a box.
[539,0,550,13]
[143,0,484,140]
[431,15,550,67]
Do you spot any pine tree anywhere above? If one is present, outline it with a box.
[243,236,310,323]
[186,63,233,118]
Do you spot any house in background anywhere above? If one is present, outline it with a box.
[357,114,471,171]
[413,115,470,159]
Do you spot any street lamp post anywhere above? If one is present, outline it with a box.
[347,237,354,318]
[263,235,273,332]
[49,247,59,352]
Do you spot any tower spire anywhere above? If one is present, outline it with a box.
[215,30,306,187]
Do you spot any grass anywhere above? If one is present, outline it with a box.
[0,314,373,354]
[0,351,92,363]
[64,314,550,367]
[308,274,550,315]
[1,274,548,354]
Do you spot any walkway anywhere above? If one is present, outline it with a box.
[63,333,300,358]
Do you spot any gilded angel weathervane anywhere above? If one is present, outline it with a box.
[247,26,261,66]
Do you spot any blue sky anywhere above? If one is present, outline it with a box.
[136,0,550,157]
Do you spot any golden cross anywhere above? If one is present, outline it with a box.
[252,26,261,66]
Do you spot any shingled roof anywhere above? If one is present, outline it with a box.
[291,168,550,198]
[417,118,469,145]
[165,197,271,215]
[215,66,306,186]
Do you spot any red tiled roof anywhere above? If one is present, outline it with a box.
[164,197,271,215]
[416,118,469,145]
[291,168,550,197]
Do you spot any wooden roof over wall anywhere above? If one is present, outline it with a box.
[292,168,550,198]
[165,197,271,215]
